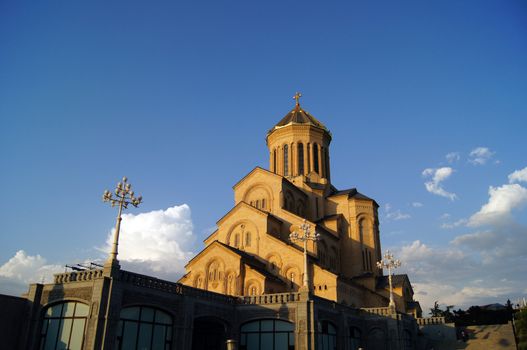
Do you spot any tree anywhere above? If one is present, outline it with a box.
[516,308,527,350]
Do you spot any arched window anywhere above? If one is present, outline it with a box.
[40,301,89,350]
[297,143,304,175]
[234,234,240,248]
[349,327,362,350]
[317,321,337,350]
[245,232,251,247]
[289,272,295,289]
[313,144,319,174]
[240,319,294,350]
[273,149,277,173]
[283,145,289,176]
[115,306,172,350]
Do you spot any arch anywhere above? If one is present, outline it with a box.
[284,190,294,212]
[193,272,205,289]
[283,144,289,176]
[283,264,301,291]
[116,306,173,350]
[296,198,306,217]
[297,142,304,175]
[192,317,228,350]
[317,320,337,350]
[349,326,362,350]
[273,149,277,173]
[245,279,262,296]
[242,183,273,212]
[313,143,319,174]
[265,253,282,275]
[240,319,294,350]
[226,270,238,295]
[40,301,89,350]
[226,220,260,251]
[206,257,226,292]
[366,327,386,349]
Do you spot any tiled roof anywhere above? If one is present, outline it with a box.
[268,106,329,135]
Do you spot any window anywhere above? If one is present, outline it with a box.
[40,301,88,350]
[246,232,251,247]
[240,319,294,350]
[313,144,319,174]
[289,272,295,289]
[234,234,240,248]
[297,143,304,175]
[317,321,337,350]
[115,306,172,350]
[273,149,277,173]
[349,327,362,350]
[283,145,289,176]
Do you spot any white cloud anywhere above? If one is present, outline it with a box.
[440,213,451,219]
[468,184,527,226]
[451,231,501,250]
[103,204,196,279]
[441,218,467,229]
[384,203,411,221]
[411,202,423,208]
[0,250,62,295]
[509,166,527,184]
[422,167,457,200]
[469,147,495,165]
[445,152,460,164]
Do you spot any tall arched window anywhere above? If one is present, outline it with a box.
[245,232,251,247]
[240,319,294,350]
[317,321,337,350]
[313,144,319,174]
[283,145,289,176]
[297,143,304,175]
[115,306,172,350]
[349,327,362,350]
[273,149,277,173]
[40,301,89,350]
[234,234,240,248]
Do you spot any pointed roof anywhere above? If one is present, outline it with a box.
[269,105,329,134]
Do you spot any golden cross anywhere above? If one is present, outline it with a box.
[293,92,302,106]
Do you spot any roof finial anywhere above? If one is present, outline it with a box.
[293,92,302,108]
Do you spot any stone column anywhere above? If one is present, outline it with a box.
[320,146,326,178]
[21,283,44,350]
[317,145,323,177]
[308,143,314,174]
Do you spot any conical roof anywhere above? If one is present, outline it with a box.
[268,104,329,135]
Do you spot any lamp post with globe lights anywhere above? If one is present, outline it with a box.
[289,219,320,291]
[376,251,401,309]
[102,176,142,268]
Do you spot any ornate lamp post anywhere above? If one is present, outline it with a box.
[102,177,142,268]
[376,250,401,309]
[289,219,320,290]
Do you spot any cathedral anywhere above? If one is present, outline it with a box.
[0,96,438,350]
[179,95,421,317]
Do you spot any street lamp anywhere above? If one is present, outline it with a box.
[103,176,142,266]
[376,250,401,309]
[289,219,320,290]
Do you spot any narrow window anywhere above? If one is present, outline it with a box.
[297,143,304,175]
[234,234,240,247]
[245,232,251,247]
[284,144,289,176]
[362,250,366,271]
[313,144,319,174]
[273,149,277,173]
[261,198,266,210]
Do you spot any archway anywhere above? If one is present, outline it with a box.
[192,317,227,350]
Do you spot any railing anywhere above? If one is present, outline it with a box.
[54,269,103,284]
[416,317,446,325]
[361,307,394,316]
[240,292,301,305]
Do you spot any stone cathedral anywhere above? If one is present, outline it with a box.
[179,97,421,316]
[0,96,441,350]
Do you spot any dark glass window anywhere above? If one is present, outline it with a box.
[115,306,172,350]
[283,145,289,176]
[313,144,319,174]
[297,143,304,175]
[40,301,89,350]
[240,319,294,350]
[349,327,362,350]
[317,321,337,350]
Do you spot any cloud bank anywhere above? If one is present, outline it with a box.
[0,204,198,296]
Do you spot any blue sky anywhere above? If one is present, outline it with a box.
[1,0,526,312]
